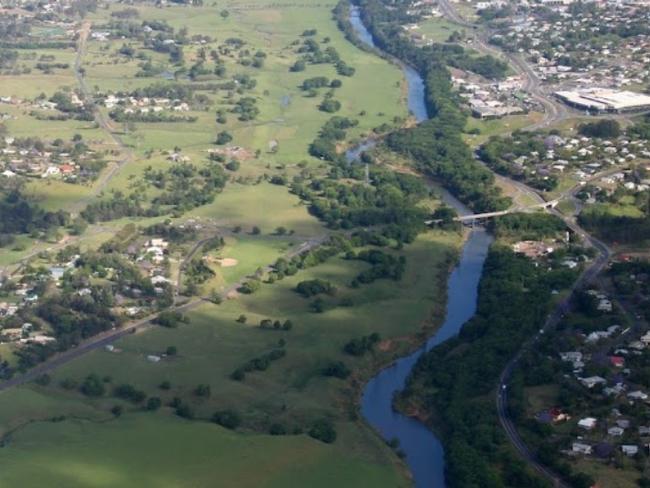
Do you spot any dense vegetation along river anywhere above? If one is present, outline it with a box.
[349,7,494,487]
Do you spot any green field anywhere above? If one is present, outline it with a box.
[417,17,463,43]
[0,0,463,485]
[464,112,544,147]
[0,414,408,488]
[36,231,456,423]
[0,231,456,486]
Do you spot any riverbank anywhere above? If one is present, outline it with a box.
[396,245,573,487]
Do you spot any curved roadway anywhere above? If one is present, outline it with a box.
[435,2,613,485]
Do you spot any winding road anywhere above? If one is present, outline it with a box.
[434,1,614,485]
[437,0,570,130]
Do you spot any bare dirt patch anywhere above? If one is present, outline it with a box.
[217,258,239,267]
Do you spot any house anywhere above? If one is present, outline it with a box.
[580,376,606,389]
[608,426,625,436]
[638,426,650,436]
[628,390,648,401]
[640,332,650,346]
[42,165,61,178]
[609,356,625,368]
[151,275,171,285]
[578,417,598,429]
[126,307,140,316]
[146,238,168,249]
[617,419,631,429]
[49,267,66,282]
[549,407,570,423]
[621,445,639,457]
[59,164,75,175]
[572,442,592,455]
[21,335,56,344]
[560,351,582,363]
[604,383,626,396]
[597,298,613,312]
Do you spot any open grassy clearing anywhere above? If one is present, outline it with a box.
[187,182,325,236]
[202,235,295,291]
[417,17,464,43]
[464,112,544,147]
[0,71,76,100]
[0,414,408,488]
[572,458,639,488]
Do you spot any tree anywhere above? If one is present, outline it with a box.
[311,297,325,313]
[194,384,211,397]
[220,9,229,18]
[159,380,171,390]
[290,60,306,72]
[309,419,336,443]
[225,160,240,171]
[578,119,621,138]
[269,423,287,435]
[295,279,335,298]
[80,374,105,397]
[146,397,162,411]
[166,345,177,356]
[212,409,241,429]
[175,403,194,419]
[114,384,146,403]
[319,99,341,113]
[215,131,233,145]
[322,361,351,379]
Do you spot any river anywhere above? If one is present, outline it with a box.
[349,6,493,487]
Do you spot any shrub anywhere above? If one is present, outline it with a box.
[80,374,105,397]
[309,419,337,443]
[212,409,241,429]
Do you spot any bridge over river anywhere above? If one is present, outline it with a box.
[426,199,560,226]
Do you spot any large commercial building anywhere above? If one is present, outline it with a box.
[555,88,650,113]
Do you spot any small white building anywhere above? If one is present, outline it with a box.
[578,417,598,430]
[608,426,625,437]
[572,442,592,455]
[621,445,639,457]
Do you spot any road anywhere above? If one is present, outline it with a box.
[0,233,330,394]
[437,0,570,129]
[71,21,135,213]
[496,206,610,488]
[434,1,613,485]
